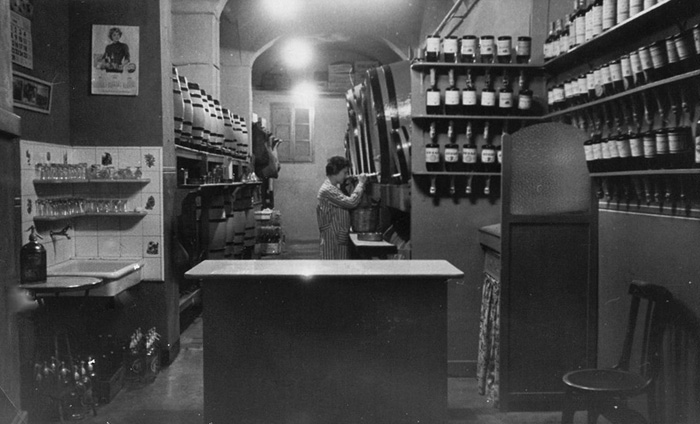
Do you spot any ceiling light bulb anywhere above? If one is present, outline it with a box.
[283,39,313,69]
[263,0,300,19]
[292,81,317,106]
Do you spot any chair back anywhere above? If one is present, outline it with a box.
[617,281,673,382]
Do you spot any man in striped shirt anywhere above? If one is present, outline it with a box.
[317,156,367,259]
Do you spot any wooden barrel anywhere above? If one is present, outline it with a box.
[172,67,184,141]
[224,195,235,258]
[365,61,412,183]
[214,100,225,149]
[189,82,206,149]
[200,89,211,148]
[222,108,236,152]
[179,75,193,145]
[238,117,249,159]
[206,94,219,149]
[206,193,227,259]
[232,115,242,157]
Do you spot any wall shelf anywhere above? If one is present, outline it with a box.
[590,168,700,177]
[411,62,543,72]
[33,178,150,184]
[543,0,697,74]
[177,181,262,189]
[413,114,543,121]
[413,171,501,176]
[33,211,148,221]
[175,144,248,165]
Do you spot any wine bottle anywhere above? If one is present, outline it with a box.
[481,122,497,173]
[643,129,658,169]
[638,44,655,83]
[575,0,587,46]
[426,68,441,114]
[655,127,670,169]
[600,63,613,96]
[497,36,512,63]
[609,59,624,94]
[602,0,616,31]
[460,35,478,63]
[444,69,461,115]
[584,0,594,42]
[498,72,514,113]
[578,74,590,103]
[481,70,497,115]
[664,36,680,77]
[426,122,441,171]
[462,121,478,172]
[444,120,460,171]
[629,0,643,17]
[559,20,570,56]
[674,30,693,74]
[629,50,645,86]
[516,36,532,63]
[462,70,478,115]
[443,36,458,63]
[569,8,579,50]
[517,71,534,115]
[650,39,669,80]
[552,83,565,112]
[617,0,630,24]
[480,35,495,63]
[544,21,556,61]
[620,54,635,90]
[695,115,700,168]
[552,19,562,59]
[426,35,440,62]
[591,0,603,38]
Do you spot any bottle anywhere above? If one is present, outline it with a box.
[559,21,570,56]
[674,30,693,74]
[444,69,461,115]
[498,72,514,113]
[575,0,587,46]
[586,70,597,100]
[569,8,579,50]
[461,35,478,63]
[643,129,657,169]
[462,69,478,115]
[462,121,478,172]
[617,0,630,24]
[584,0,595,42]
[552,83,565,112]
[426,35,441,62]
[426,67,441,114]
[620,54,635,90]
[629,0,643,17]
[20,226,46,284]
[444,120,460,171]
[600,62,613,96]
[629,128,645,170]
[655,127,671,169]
[426,122,441,171]
[649,39,669,80]
[551,19,562,59]
[695,115,700,168]
[609,59,624,94]
[668,126,690,169]
[517,71,534,115]
[693,24,700,68]
[603,0,616,31]
[591,0,604,38]
[497,36,512,63]
[643,0,656,10]
[664,36,680,77]
[481,122,497,172]
[480,35,495,63]
[480,70,497,115]
[544,21,556,61]
[443,36,458,63]
[577,74,589,103]
[638,44,655,83]
[629,49,645,86]
[516,36,532,63]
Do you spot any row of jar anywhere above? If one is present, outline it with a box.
[34,163,143,181]
[584,126,700,173]
[172,67,249,160]
[34,197,134,217]
[545,0,671,61]
[425,121,503,173]
[423,34,532,64]
[548,27,700,111]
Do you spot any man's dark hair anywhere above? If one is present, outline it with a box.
[326,156,350,176]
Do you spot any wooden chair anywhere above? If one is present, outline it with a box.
[561,281,673,424]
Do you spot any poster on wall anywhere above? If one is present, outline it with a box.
[10,11,33,69]
[91,25,139,96]
[12,71,52,114]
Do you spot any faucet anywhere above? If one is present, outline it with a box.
[50,225,72,239]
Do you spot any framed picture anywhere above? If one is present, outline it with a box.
[91,25,139,96]
[12,71,52,114]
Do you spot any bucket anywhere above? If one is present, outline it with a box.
[351,207,379,233]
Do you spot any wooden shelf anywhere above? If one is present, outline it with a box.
[544,0,697,74]
[178,181,262,189]
[412,114,543,121]
[411,62,543,71]
[175,144,248,165]
[545,69,700,119]
[413,171,501,176]
[590,168,700,177]
[33,178,150,184]
[33,211,148,221]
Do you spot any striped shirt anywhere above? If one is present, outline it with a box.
[317,178,365,259]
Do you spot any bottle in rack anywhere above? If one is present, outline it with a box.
[462,69,478,115]
[551,19,562,59]
[559,20,570,56]
[609,59,624,94]
[695,115,700,168]
[444,69,461,115]
[462,121,478,172]
[426,122,441,171]
[617,0,630,24]
[445,120,460,171]
[426,67,441,115]
[497,36,512,63]
[517,71,534,115]
[674,30,694,74]
[569,7,579,50]
[664,36,680,77]
[426,35,441,62]
[602,0,616,31]
[480,35,495,63]
[544,21,556,61]
[481,122,497,172]
[591,0,603,38]
[498,72,514,113]
[481,70,497,115]
[461,35,478,63]
[584,0,594,43]
[443,36,458,63]
[650,39,669,80]
[516,36,532,63]
[575,0,587,47]
[496,122,507,173]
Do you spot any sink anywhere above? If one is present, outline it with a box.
[47,259,144,296]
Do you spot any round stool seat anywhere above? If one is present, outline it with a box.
[563,369,649,393]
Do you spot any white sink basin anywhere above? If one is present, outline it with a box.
[48,259,144,296]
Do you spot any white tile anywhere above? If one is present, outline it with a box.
[97,217,121,236]
[143,237,162,257]
[120,217,143,237]
[20,176,36,198]
[75,236,98,258]
[120,236,143,258]
[71,147,97,166]
[54,237,74,263]
[98,236,121,258]
[118,147,142,169]
[141,147,162,172]
[141,213,162,236]
[44,241,56,267]
[74,219,97,237]
[141,257,163,281]
[140,171,161,194]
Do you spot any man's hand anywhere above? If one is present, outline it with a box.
[358,174,368,184]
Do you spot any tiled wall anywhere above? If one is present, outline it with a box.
[20,140,164,281]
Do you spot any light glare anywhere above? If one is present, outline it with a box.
[283,39,313,69]
[292,82,317,106]
[263,0,300,19]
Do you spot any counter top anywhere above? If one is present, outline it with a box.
[18,276,105,294]
[479,223,501,253]
[349,233,395,248]
[186,259,463,280]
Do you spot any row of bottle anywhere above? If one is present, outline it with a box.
[544,0,670,61]
[548,25,700,111]
[424,34,532,64]
[425,121,503,173]
[172,67,249,159]
[584,124,700,173]
[425,68,535,115]
[593,174,694,207]
[34,355,96,387]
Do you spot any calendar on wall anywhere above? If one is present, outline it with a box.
[10,11,33,70]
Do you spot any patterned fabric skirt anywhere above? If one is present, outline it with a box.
[319,230,350,259]
[477,272,501,407]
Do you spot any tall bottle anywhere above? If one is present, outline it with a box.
[426,122,441,171]
[517,71,534,115]
[443,36,458,63]
[481,122,497,172]
[695,115,700,168]
[575,0,587,46]
[462,69,478,115]
[497,36,512,64]
[462,121,478,172]
[481,70,497,115]
[498,72,514,113]
[444,69,461,115]
[426,35,440,62]
[480,35,495,63]
[426,68,441,114]
[591,0,604,38]
[602,0,617,31]
[444,120,460,171]
[20,226,46,284]
[584,0,595,42]
[544,21,556,61]
[461,35,478,63]
[617,0,630,24]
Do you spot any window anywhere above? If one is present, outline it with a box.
[271,103,314,163]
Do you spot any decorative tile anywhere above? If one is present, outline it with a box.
[99,148,119,168]
[141,147,162,172]
[54,237,74,264]
[75,236,98,258]
[141,258,163,281]
[98,236,121,258]
[20,176,36,198]
[120,236,143,257]
[141,213,162,236]
[143,238,162,257]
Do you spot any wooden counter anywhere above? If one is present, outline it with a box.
[186,260,463,424]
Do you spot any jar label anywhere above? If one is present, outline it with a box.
[609,139,620,159]
[462,148,477,164]
[617,139,632,158]
[480,39,495,54]
[445,90,460,106]
[585,9,594,41]
[445,148,459,163]
[426,91,441,106]
[643,136,656,158]
[499,92,513,108]
[559,35,569,54]
[481,91,496,106]
[592,5,603,35]
[650,45,667,69]
[617,0,630,21]
[610,62,623,82]
[481,150,496,163]
[601,66,612,83]
[575,16,586,44]
[462,90,477,105]
[666,39,679,63]
[644,0,657,8]
[630,0,643,15]
[553,87,564,102]
[693,28,700,54]
[517,39,531,56]
[668,132,683,154]
[601,141,611,159]
[584,144,594,161]
[621,56,633,77]
[655,133,669,155]
[593,142,603,160]
[578,78,588,94]
[425,147,440,163]
[639,48,654,71]
[443,38,458,54]
[518,95,532,110]
[676,36,691,61]
[630,137,644,157]
[497,39,511,56]
[587,73,596,91]
[426,37,440,53]
[461,39,477,55]
[630,52,643,73]
[603,0,616,29]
